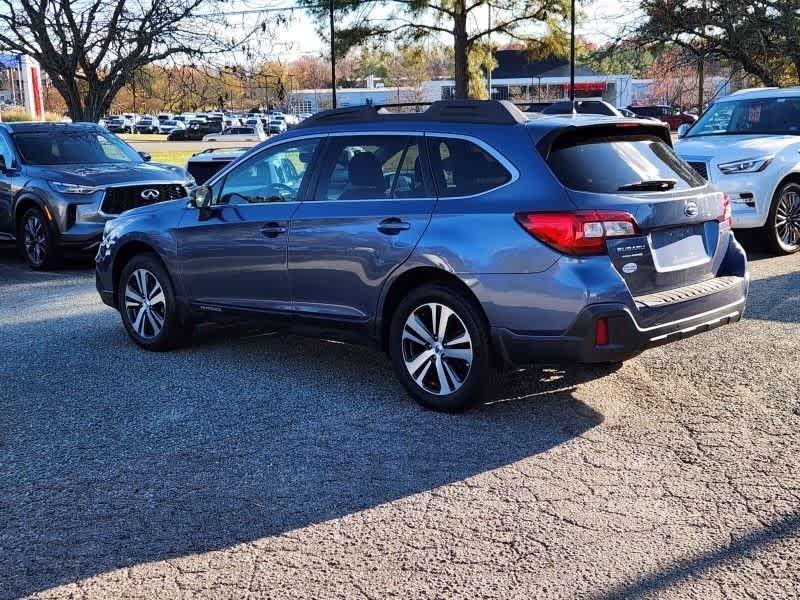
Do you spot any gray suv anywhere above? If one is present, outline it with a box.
[96,100,749,411]
[0,122,193,269]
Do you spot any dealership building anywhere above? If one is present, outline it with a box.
[291,50,635,112]
[0,53,45,119]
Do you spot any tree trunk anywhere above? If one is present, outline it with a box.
[453,2,469,99]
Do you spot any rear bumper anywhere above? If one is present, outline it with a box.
[492,277,747,367]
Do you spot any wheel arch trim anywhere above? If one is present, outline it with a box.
[375,264,490,353]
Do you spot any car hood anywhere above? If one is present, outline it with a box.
[31,162,188,186]
[675,134,800,160]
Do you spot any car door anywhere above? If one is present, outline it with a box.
[176,137,323,313]
[288,133,436,325]
[0,132,17,236]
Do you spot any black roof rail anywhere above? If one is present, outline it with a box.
[295,99,528,129]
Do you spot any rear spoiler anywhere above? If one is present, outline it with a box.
[536,121,673,161]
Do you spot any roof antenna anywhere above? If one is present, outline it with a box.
[569,0,576,115]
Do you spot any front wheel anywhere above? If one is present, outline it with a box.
[762,182,800,254]
[389,284,492,412]
[117,254,191,351]
[18,206,60,270]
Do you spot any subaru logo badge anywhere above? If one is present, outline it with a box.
[140,188,160,200]
[684,201,699,217]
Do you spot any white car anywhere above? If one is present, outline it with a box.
[159,119,186,134]
[202,126,266,142]
[675,87,800,254]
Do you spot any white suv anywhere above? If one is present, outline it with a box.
[675,87,800,254]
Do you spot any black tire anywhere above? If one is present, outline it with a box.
[117,253,191,351]
[389,284,492,412]
[17,206,61,270]
[760,181,800,254]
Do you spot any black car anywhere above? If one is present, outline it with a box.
[0,122,194,269]
[167,121,222,141]
[184,147,249,184]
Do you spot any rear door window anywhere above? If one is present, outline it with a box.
[427,137,512,197]
[316,135,431,201]
[546,134,705,193]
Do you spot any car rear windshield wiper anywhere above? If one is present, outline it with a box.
[618,179,677,192]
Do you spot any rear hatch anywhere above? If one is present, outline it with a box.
[539,123,728,295]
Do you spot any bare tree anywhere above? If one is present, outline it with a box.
[0,0,266,121]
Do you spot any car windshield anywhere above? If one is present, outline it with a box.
[13,130,142,165]
[688,96,800,137]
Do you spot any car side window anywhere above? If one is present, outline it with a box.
[426,137,511,198]
[316,135,429,201]
[217,138,320,205]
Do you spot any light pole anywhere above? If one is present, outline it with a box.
[329,0,337,108]
[569,0,576,112]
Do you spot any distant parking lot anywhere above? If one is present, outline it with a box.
[1,241,798,599]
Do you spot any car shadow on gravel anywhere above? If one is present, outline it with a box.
[591,512,800,599]
[0,309,606,599]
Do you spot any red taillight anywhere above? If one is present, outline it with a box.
[515,211,640,256]
[595,317,609,347]
[719,193,732,227]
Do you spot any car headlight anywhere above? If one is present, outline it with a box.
[48,180,100,194]
[717,157,773,174]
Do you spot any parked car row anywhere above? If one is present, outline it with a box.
[99,110,310,138]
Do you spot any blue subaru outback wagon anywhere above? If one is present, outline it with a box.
[96,100,749,411]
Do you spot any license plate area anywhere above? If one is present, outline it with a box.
[649,224,710,272]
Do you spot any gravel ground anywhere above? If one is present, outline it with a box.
[0,241,798,600]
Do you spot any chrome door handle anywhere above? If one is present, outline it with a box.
[377,218,411,234]
[261,223,287,238]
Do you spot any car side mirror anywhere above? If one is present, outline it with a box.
[677,123,690,138]
[0,155,6,172]
[138,151,151,162]
[192,185,216,220]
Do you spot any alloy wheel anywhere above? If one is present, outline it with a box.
[775,188,800,249]
[401,302,473,396]
[23,214,47,266]
[125,268,167,339]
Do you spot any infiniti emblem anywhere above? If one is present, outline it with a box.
[140,188,160,200]
[684,201,699,217]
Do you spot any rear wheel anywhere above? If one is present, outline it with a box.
[762,182,800,254]
[18,206,60,270]
[117,254,191,351]
[389,284,492,412]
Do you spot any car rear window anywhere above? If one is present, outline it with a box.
[546,134,705,193]
[427,137,512,197]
